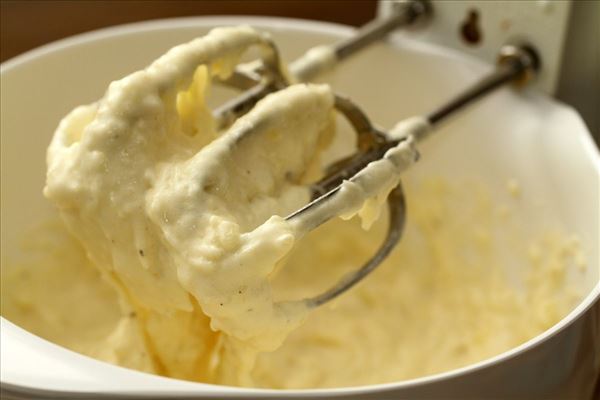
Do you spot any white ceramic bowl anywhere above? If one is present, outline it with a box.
[1,17,599,399]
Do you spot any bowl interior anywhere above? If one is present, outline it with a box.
[1,16,598,394]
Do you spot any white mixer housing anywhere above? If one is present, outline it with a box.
[379,0,571,94]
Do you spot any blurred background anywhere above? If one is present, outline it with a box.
[0,0,376,61]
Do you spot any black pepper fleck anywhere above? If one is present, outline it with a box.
[138,249,145,257]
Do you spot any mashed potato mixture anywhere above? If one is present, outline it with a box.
[0,26,584,388]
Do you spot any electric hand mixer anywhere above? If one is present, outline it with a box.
[206,0,541,308]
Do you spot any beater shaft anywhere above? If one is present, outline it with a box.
[214,0,431,129]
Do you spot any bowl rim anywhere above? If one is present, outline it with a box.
[1,15,599,396]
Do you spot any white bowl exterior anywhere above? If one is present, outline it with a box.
[1,17,598,399]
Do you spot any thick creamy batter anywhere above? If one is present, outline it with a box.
[43,26,349,383]
[1,26,585,388]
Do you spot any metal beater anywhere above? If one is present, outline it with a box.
[217,37,540,308]
[294,44,540,307]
